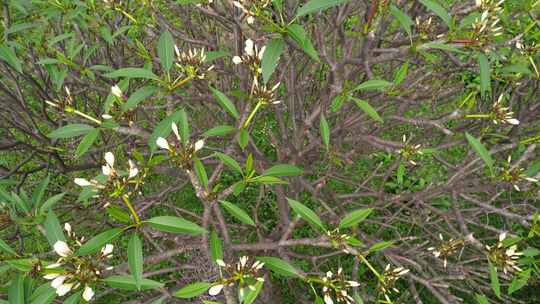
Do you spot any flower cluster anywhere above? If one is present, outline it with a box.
[43,223,114,301]
[486,232,523,274]
[427,233,465,268]
[326,228,353,254]
[320,268,360,304]
[415,17,436,40]
[471,0,504,42]
[156,122,205,169]
[251,77,281,105]
[74,152,139,206]
[475,0,504,12]
[233,0,271,24]
[489,94,519,125]
[174,45,214,79]
[233,39,265,73]
[500,155,538,191]
[377,265,409,303]
[209,256,265,299]
[398,135,423,166]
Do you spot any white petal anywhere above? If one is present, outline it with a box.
[51,275,67,289]
[259,46,266,59]
[56,283,73,296]
[46,263,63,269]
[171,122,180,141]
[247,16,255,24]
[208,284,224,296]
[194,139,205,151]
[104,152,115,168]
[245,39,254,56]
[53,241,72,257]
[83,285,95,301]
[64,223,72,234]
[324,294,334,304]
[232,56,242,65]
[216,259,226,267]
[101,244,114,257]
[74,178,92,187]
[506,118,520,125]
[128,161,139,178]
[111,85,122,98]
[102,165,112,176]
[44,273,60,280]
[156,137,170,150]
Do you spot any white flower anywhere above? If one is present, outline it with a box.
[102,165,112,176]
[194,139,205,152]
[232,55,243,65]
[244,39,254,56]
[156,137,170,150]
[347,281,360,287]
[51,275,67,289]
[46,263,63,269]
[247,16,255,24]
[56,283,74,296]
[111,85,123,98]
[53,241,72,257]
[258,46,266,60]
[74,178,92,187]
[324,294,334,304]
[102,114,113,119]
[83,285,95,301]
[101,244,114,257]
[208,284,224,296]
[104,152,115,168]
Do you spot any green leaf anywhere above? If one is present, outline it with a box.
[238,128,249,150]
[174,282,211,298]
[350,97,384,123]
[76,228,123,256]
[478,53,491,98]
[249,175,288,185]
[63,291,82,304]
[32,175,50,206]
[75,128,100,158]
[489,261,501,298]
[157,31,174,72]
[6,259,36,272]
[393,61,409,86]
[8,274,25,304]
[420,42,466,54]
[214,152,243,174]
[0,239,17,256]
[209,86,240,119]
[352,79,392,92]
[39,193,65,214]
[44,211,66,247]
[262,164,303,177]
[256,257,302,278]
[296,0,350,17]
[128,234,144,291]
[419,0,452,28]
[177,108,190,146]
[243,280,263,304]
[219,200,256,226]
[107,205,131,224]
[203,125,237,137]
[47,124,94,139]
[508,269,531,295]
[210,230,223,262]
[103,275,164,290]
[0,44,22,73]
[390,5,413,39]
[465,133,494,175]
[286,198,325,231]
[29,284,56,304]
[475,294,489,304]
[320,113,330,150]
[262,38,285,84]
[122,86,158,111]
[147,216,206,235]
[368,241,393,252]
[194,158,209,190]
[339,208,374,228]
[286,24,320,62]
[104,67,159,80]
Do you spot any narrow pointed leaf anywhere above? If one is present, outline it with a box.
[287,198,325,231]
[147,216,206,235]
[351,97,384,123]
[128,234,144,290]
[48,124,94,139]
[44,211,66,247]
[75,129,100,158]
[76,228,123,256]
[478,53,491,98]
[103,276,164,290]
[262,38,285,84]
[287,24,320,62]
[157,31,174,72]
[320,113,330,150]
[0,44,22,73]
[174,282,211,298]
[465,133,494,175]
[352,79,392,92]
[296,0,350,17]
[256,257,302,278]
[262,164,303,177]
[390,5,413,39]
[214,152,242,174]
[210,230,223,262]
[219,200,255,226]
[339,208,374,228]
[419,0,452,28]
[122,86,158,111]
[209,86,240,119]
[104,67,159,80]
